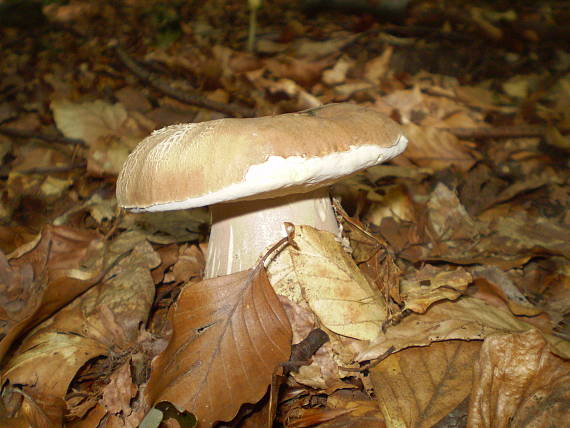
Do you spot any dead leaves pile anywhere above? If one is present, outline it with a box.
[1,0,570,427]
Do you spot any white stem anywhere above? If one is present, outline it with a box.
[205,188,339,278]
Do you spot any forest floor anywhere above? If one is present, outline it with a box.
[0,1,569,427]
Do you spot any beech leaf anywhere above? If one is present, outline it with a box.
[469,329,570,427]
[145,264,292,427]
[272,225,386,341]
[371,340,481,428]
[358,295,570,362]
[0,241,157,425]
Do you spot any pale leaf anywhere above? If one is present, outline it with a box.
[401,265,472,313]
[272,226,386,341]
[356,297,530,362]
[51,99,128,145]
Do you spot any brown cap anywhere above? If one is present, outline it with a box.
[116,103,407,212]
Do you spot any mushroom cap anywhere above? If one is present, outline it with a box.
[116,103,407,212]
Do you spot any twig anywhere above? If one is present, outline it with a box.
[0,127,85,146]
[17,163,86,175]
[282,328,329,374]
[441,125,569,139]
[114,46,256,118]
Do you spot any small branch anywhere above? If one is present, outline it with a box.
[282,328,329,374]
[442,125,569,140]
[114,46,256,118]
[17,163,86,175]
[0,127,86,146]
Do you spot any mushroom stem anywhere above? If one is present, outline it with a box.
[205,188,339,278]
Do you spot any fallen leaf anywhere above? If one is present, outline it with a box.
[145,264,292,427]
[322,56,354,86]
[119,209,208,244]
[87,134,133,176]
[401,265,472,313]
[337,207,402,308]
[0,226,102,362]
[272,226,386,341]
[453,86,515,113]
[364,183,417,226]
[171,244,204,283]
[371,340,481,428]
[51,99,150,175]
[482,212,570,259]
[468,329,570,428]
[356,297,530,362]
[265,55,336,87]
[427,183,479,245]
[294,35,356,58]
[51,99,128,145]
[471,266,540,316]
[98,362,138,421]
[401,123,477,171]
[285,407,355,428]
[0,242,158,425]
[364,47,393,84]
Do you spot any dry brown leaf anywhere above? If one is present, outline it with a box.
[87,135,133,176]
[517,257,570,336]
[356,297,531,362]
[145,264,292,427]
[471,266,540,316]
[294,35,357,58]
[469,329,570,428]
[119,208,208,244]
[0,415,29,428]
[51,99,150,175]
[171,244,204,283]
[322,56,354,86]
[51,100,128,145]
[360,292,570,361]
[401,265,472,313]
[381,87,424,124]
[401,123,477,171]
[482,212,570,259]
[336,207,402,308]
[272,226,386,341]
[10,145,69,173]
[326,389,383,419]
[427,183,480,244]
[363,47,393,84]
[364,183,417,226]
[265,78,322,110]
[458,163,509,216]
[0,242,158,425]
[285,407,355,428]
[371,340,481,428]
[98,362,139,426]
[453,86,515,113]
[0,226,102,362]
[264,55,336,87]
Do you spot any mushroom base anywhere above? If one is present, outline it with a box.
[205,188,340,278]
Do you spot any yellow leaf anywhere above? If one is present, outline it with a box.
[272,226,386,341]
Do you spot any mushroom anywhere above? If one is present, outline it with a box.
[116,103,407,279]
